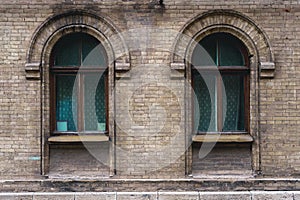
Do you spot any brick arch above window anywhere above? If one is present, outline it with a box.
[170,10,275,78]
[25,10,130,79]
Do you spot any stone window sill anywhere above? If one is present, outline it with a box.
[48,135,109,143]
[192,134,253,143]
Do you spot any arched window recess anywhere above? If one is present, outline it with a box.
[49,32,109,142]
[191,33,252,142]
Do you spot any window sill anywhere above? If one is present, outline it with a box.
[48,135,109,143]
[52,131,108,135]
[192,134,253,143]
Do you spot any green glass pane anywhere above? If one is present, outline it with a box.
[193,71,217,132]
[222,75,245,131]
[219,39,245,66]
[53,34,81,66]
[52,33,106,67]
[192,37,217,66]
[82,37,106,67]
[84,73,106,131]
[56,75,78,131]
[192,33,246,67]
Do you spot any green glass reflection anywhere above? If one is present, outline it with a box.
[193,71,217,132]
[56,75,77,131]
[52,33,106,67]
[53,34,81,66]
[84,73,106,131]
[222,75,245,131]
[192,39,217,66]
[82,37,106,67]
[219,39,244,66]
[192,33,246,67]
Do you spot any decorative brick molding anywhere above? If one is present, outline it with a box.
[260,62,276,78]
[25,10,130,80]
[170,62,185,70]
[115,62,131,71]
[115,62,131,78]
[25,63,40,80]
[170,62,185,78]
[171,10,275,79]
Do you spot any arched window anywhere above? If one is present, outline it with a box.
[192,33,249,133]
[50,32,108,134]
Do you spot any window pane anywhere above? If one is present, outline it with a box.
[193,33,246,67]
[56,75,78,131]
[193,71,217,132]
[222,75,245,131]
[219,39,245,66]
[82,37,106,67]
[52,33,106,67]
[192,36,217,66]
[53,34,81,66]
[84,73,106,131]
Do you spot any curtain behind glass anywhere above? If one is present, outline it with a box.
[193,71,217,132]
[56,75,78,131]
[222,75,245,131]
[84,74,106,131]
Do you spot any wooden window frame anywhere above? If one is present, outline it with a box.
[49,33,109,137]
[192,34,250,136]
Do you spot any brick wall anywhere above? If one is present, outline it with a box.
[49,143,109,178]
[192,143,252,177]
[0,0,299,189]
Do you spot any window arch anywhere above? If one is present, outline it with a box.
[50,32,108,134]
[192,32,250,133]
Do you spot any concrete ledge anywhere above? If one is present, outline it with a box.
[251,191,294,200]
[294,192,300,200]
[117,192,157,200]
[75,192,116,200]
[33,193,74,200]
[0,194,33,200]
[0,192,298,200]
[159,192,199,200]
[0,178,298,193]
[200,192,251,200]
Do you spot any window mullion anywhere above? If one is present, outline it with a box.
[216,40,219,66]
[217,75,223,132]
[216,38,222,132]
[80,36,83,66]
[77,35,83,132]
[78,74,84,132]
